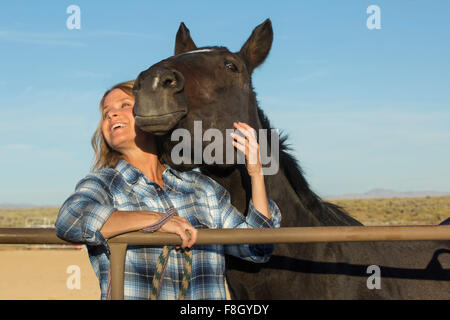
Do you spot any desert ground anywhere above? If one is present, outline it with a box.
[1,196,449,300]
[0,247,100,300]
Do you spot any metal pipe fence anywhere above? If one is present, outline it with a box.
[1,225,450,299]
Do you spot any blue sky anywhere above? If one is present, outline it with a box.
[1,1,449,205]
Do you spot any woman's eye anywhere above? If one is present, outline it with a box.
[224,61,238,72]
[122,103,130,108]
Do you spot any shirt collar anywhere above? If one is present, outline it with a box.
[163,165,185,181]
[114,159,185,185]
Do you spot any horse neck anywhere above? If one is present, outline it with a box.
[266,167,363,226]
[252,104,362,227]
[248,102,322,226]
[202,95,361,227]
[200,164,323,227]
[265,169,324,227]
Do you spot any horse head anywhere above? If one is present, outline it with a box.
[133,19,273,170]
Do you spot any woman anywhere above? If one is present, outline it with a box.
[55,80,281,300]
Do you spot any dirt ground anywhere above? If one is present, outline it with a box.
[0,247,231,300]
[0,248,100,300]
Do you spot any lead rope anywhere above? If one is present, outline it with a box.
[149,244,192,300]
[142,207,192,300]
[106,207,192,300]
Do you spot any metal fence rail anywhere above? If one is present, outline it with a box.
[1,225,450,299]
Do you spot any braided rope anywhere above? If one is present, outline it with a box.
[106,207,193,300]
[150,245,173,299]
[140,208,177,233]
[141,207,193,300]
[179,248,193,299]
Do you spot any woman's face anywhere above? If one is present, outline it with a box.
[101,88,137,153]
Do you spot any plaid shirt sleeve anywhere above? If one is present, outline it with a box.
[204,175,281,263]
[55,173,117,246]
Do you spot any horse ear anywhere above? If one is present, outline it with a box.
[175,22,198,55]
[238,19,273,74]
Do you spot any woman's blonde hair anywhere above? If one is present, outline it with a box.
[91,80,135,171]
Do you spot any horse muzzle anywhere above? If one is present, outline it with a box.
[133,66,188,135]
[135,110,187,136]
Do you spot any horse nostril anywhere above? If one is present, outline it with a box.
[161,70,185,92]
[163,78,176,88]
[172,70,185,92]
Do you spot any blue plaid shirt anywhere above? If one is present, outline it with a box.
[55,160,281,300]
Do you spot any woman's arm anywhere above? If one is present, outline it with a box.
[56,175,197,249]
[249,173,271,220]
[100,210,160,239]
[101,210,197,249]
[230,122,271,219]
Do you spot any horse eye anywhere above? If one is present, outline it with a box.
[224,61,238,72]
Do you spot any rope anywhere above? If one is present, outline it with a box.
[148,245,193,300]
[149,244,173,299]
[106,207,193,300]
[141,207,193,300]
[179,248,193,299]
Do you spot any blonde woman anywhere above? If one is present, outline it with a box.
[55,80,281,300]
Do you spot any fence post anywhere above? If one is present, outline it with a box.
[109,243,127,300]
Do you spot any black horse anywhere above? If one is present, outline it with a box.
[132,19,450,299]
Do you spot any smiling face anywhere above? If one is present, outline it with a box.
[101,88,137,153]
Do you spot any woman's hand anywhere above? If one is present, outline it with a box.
[230,122,271,219]
[101,210,197,249]
[230,122,262,177]
[159,215,198,249]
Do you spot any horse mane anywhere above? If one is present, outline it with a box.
[256,106,362,226]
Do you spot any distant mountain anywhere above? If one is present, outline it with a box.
[324,189,450,200]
